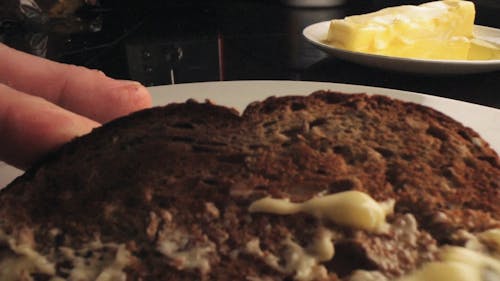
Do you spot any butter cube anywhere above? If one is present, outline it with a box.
[327,0,476,60]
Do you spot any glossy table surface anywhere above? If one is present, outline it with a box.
[1,0,499,108]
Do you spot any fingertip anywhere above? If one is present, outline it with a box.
[131,82,153,109]
[116,80,152,108]
[96,81,152,123]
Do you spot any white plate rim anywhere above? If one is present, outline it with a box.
[1,80,499,188]
[303,21,500,73]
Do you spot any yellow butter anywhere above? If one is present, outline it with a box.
[468,39,500,60]
[248,190,395,233]
[396,246,500,281]
[327,0,478,60]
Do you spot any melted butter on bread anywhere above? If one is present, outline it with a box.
[249,190,395,233]
[250,190,500,281]
[0,229,131,281]
[396,246,500,281]
[245,228,335,281]
[0,229,56,279]
[477,228,500,256]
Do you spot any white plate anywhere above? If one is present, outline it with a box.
[303,21,500,74]
[1,81,499,188]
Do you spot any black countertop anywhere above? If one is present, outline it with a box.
[2,0,499,108]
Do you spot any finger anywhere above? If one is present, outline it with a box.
[0,83,100,169]
[0,44,152,123]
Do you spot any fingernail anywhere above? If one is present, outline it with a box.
[106,79,142,90]
[110,83,141,96]
[109,82,152,108]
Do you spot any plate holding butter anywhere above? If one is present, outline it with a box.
[303,0,500,74]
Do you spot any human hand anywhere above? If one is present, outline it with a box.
[0,44,152,169]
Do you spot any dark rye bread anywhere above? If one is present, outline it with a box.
[0,91,499,281]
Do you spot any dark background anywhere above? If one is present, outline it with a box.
[1,0,499,108]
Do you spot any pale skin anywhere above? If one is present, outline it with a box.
[0,43,152,169]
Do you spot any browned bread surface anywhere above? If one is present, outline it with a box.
[0,91,499,280]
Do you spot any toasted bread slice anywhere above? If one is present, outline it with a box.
[0,91,498,280]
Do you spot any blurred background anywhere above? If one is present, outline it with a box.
[1,0,499,107]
